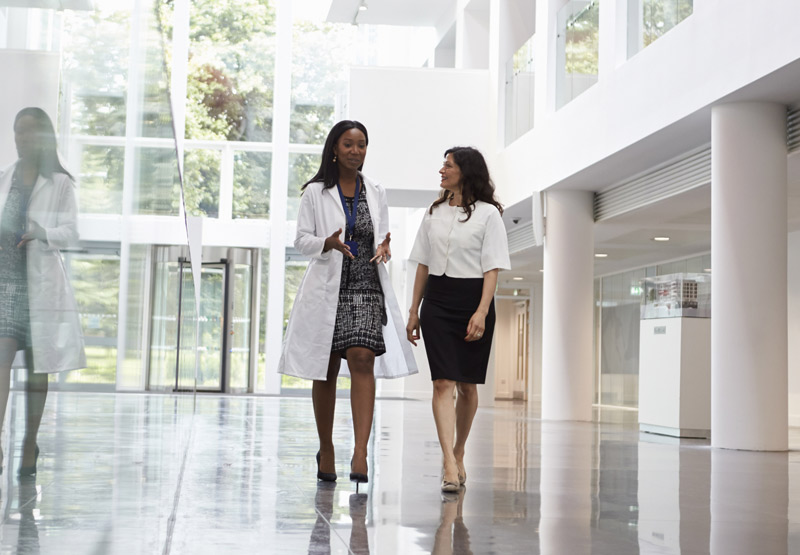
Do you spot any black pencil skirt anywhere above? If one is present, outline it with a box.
[419,274,495,384]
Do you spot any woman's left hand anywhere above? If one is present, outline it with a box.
[465,311,486,342]
[370,232,392,264]
[17,221,45,248]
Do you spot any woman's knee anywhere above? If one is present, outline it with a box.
[433,379,456,396]
[346,348,375,373]
[456,382,478,399]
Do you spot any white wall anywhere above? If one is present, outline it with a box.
[0,49,60,168]
[349,66,491,197]
[788,230,800,425]
[493,0,800,204]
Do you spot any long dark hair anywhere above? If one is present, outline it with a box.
[301,120,369,191]
[430,146,503,221]
[14,107,72,179]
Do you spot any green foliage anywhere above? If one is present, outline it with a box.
[77,145,124,214]
[290,22,357,143]
[642,0,693,47]
[61,8,130,136]
[183,148,221,217]
[233,151,271,219]
[182,0,277,142]
[564,1,600,76]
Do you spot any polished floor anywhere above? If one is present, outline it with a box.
[0,392,799,554]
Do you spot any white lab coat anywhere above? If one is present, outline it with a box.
[0,163,86,373]
[278,175,418,381]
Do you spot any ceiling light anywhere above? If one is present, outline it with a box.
[594,253,608,258]
[539,269,544,273]
[512,276,524,281]
[652,236,670,242]
[704,268,712,272]
[358,0,368,11]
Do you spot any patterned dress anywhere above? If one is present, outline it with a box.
[0,170,32,346]
[330,184,386,357]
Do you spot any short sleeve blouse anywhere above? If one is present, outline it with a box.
[409,200,511,278]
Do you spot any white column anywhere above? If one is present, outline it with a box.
[263,0,292,394]
[711,102,787,451]
[541,191,594,421]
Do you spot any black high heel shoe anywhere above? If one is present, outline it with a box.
[350,457,368,492]
[18,444,39,477]
[316,451,337,482]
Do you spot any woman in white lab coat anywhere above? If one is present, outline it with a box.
[279,120,417,487]
[0,107,86,476]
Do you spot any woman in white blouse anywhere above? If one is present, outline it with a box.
[406,146,510,492]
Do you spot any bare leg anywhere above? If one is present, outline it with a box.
[346,347,375,476]
[22,348,47,467]
[312,354,340,474]
[0,338,19,466]
[453,383,478,483]
[432,379,459,485]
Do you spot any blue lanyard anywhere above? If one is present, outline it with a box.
[336,177,360,241]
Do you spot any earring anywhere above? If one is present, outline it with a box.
[333,155,337,163]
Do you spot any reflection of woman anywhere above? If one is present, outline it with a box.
[433,489,472,555]
[0,107,86,475]
[279,120,417,487]
[406,147,509,492]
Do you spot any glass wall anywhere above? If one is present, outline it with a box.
[556,0,600,109]
[504,35,535,145]
[595,253,711,408]
[628,0,693,58]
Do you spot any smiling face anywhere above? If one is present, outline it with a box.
[333,128,367,173]
[439,153,462,194]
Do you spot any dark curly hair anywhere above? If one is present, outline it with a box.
[429,146,502,221]
[301,120,369,191]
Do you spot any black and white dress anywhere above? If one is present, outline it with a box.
[331,185,386,358]
[0,170,31,347]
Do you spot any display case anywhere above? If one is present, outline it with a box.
[640,273,711,319]
[638,272,711,439]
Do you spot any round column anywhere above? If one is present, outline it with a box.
[541,190,594,421]
[711,102,788,450]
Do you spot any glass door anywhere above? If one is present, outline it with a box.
[196,263,226,392]
[147,247,255,393]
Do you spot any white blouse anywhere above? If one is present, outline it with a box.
[409,200,511,278]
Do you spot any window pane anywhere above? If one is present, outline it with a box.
[76,144,124,214]
[62,6,130,136]
[290,22,357,143]
[134,147,181,216]
[556,0,600,109]
[281,261,310,389]
[233,151,272,219]
[184,0,276,142]
[287,153,320,220]
[183,148,221,218]
[65,253,120,385]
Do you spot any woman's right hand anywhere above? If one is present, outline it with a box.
[323,228,355,259]
[406,312,421,346]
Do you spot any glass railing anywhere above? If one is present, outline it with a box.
[556,0,600,109]
[628,0,693,58]
[504,36,535,146]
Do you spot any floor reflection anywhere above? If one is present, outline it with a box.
[0,392,797,553]
[432,489,472,555]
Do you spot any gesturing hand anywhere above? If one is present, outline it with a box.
[323,228,355,259]
[370,232,391,264]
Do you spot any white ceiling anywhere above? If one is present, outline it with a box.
[326,0,455,27]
